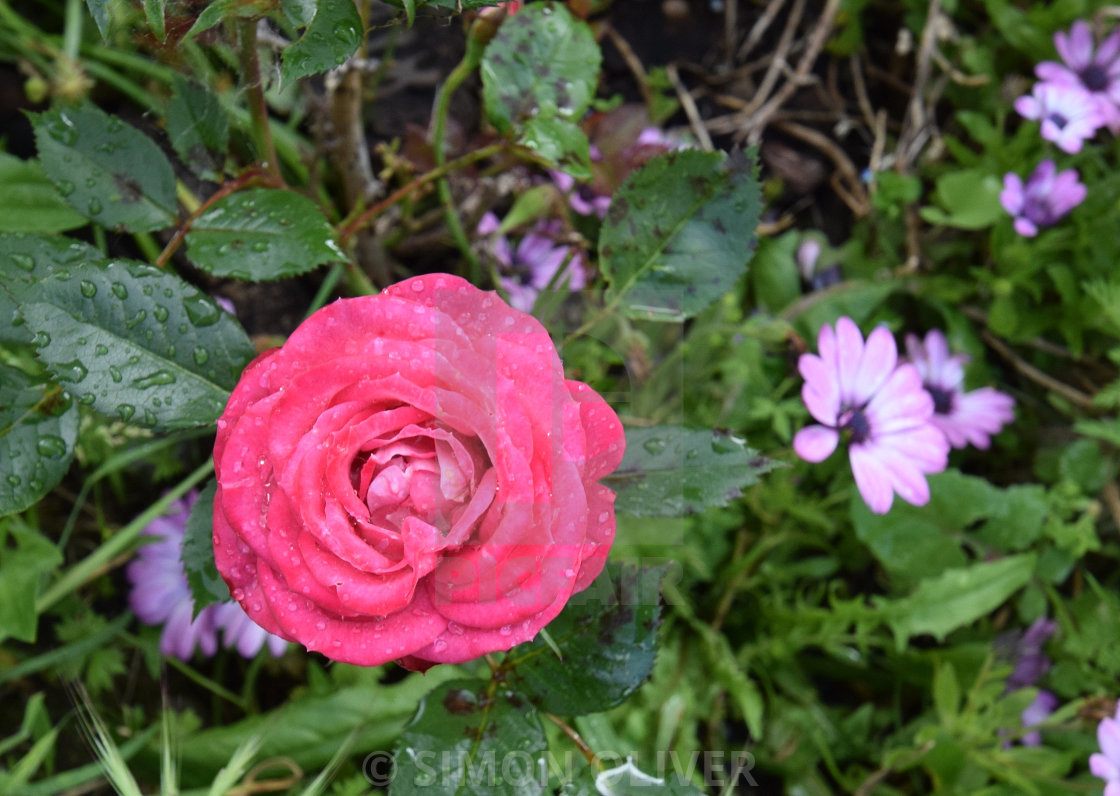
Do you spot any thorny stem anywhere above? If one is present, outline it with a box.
[155,167,282,268]
[431,48,484,282]
[337,144,505,243]
[238,19,281,181]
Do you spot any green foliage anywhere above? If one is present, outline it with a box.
[506,564,665,715]
[280,0,364,85]
[182,481,230,615]
[184,188,344,280]
[0,524,63,642]
[20,259,255,430]
[0,154,87,234]
[605,427,777,517]
[391,679,548,796]
[481,3,599,176]
[599,150,762,321]
[30,103,178,232]
[0,367,78,518]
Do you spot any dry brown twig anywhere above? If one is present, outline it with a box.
[666,63,715,151]
[740,0,843,143]
[772,120,871,216]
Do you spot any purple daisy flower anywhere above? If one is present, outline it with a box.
[127,491,288,660]
[793,317,949,514]
[1014,82,1104,153]
[904,330,1015,450]
[1036,20,1120,133]
[1090,705,1120,796]
[1000,159,1087,237]
[477,212,587,312]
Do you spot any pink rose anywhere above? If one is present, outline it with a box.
[212,274,624,669]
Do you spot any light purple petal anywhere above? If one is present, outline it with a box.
[834,316,865,401]
[1000,173,1024,216]
[793,425,839,463]
[852,326,898,405]
[849,444,894,514]
[1091,752,1120,782]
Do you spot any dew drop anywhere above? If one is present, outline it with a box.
[111,282,128,299]
[153,305,169,323]
[250,241,269,252]
[6,475,20,487]
[57,360,88,383]
[193,346,209,366]
[11,253,35,271]
[95,344,108,356]
[36,435,67,458]
[80,280,97,298]
[643,437,667,455]
[118,404,135,421]
[132,370,175,389]
[87,197,103,215]
[57,180,75,196]
[109,365,122,383]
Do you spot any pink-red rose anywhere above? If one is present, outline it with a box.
[212,274,624,669]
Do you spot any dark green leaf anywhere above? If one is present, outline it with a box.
[505,563,664,716]
[167,77,230,181]
[380,0,502,12]
[879,554,1036,646]
[0,155,87,234]
[144,0,165,40]
[182,481,230,615]
[20,259,255,431]
[391,678,547,796]
[185,188,345,280]
[0,525,63,642]
[280,0,364,85]
[481,3,600,135]
[519,117,591,180]
[600,150,762,321]
[0,233,102,345]
[185,0,274,38]
[30,103,178,232]
[0,365,79,518]
[603,426,777,517]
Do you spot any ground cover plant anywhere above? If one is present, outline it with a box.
[3,0,1120,794]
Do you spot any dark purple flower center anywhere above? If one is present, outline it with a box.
[927,384,955,415]
[1082,64,1110,92]
[838,406,872,444]
[1047,112,1069,129]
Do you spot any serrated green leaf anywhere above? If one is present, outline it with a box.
[505,563,664,715]
[184,188,344,280]
[144,0,165,40]
[880,554,1036,647]
[167,76,229,181]
[481,3,600,135]
[0,233,102,345]
[391,678,547,796]
[519,117,591,179]
[0,525,64,642]
[30,103,177,232]
[280,0,364,85]
[184,0,274,38]
[600,150,762,321]
[182,480,230,616]
[20,259,255,431]
[0,154,87,234]
[0,366,78,518]
[603,426,776,517]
